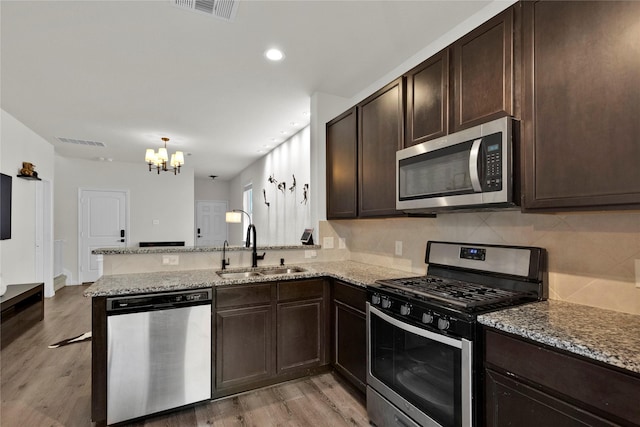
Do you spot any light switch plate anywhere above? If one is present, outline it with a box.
[305,250,317,259]
[323,237,334,249]
[338,238,346,249]
[395,241,403,256]
[152,219,160,225]
[163,255,179,265]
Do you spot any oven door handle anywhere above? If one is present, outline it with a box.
[368,305,463,349]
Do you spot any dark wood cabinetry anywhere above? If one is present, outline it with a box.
[326,108,358,219]
[277,279,328,374]
[358,78,404,217]
[521,1,640,210]
[215,283,273,392]
[0,283,44,349]
[214,279,329,398]
[484,327,640,426]
[404,49,449,147]
[331,280,367,393]
[452,8,514,132]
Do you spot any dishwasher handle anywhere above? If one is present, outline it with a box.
[107,289,212,313]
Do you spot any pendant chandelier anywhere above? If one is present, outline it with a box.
[145,137,184,174]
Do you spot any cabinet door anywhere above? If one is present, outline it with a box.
[358,78,404,217]
[485,369,616,427]
[452,8,513,132]
[277,298,323,374]
[216,305,273,390]
[521,1,640,210]
[405,49,449,147]
[326,107,358,218]
[333,300,366,393]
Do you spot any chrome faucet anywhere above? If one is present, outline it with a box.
[221,240,230,270]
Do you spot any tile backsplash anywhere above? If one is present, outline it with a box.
[321,210,640,315]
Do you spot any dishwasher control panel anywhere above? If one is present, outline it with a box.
[107,289,212,312]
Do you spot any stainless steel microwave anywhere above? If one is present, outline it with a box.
[396,117,516,213]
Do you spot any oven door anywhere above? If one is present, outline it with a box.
[367,304,472,427]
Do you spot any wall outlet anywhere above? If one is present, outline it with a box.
[338,237,346,249]
[635,259,640,288]
[323,236,334,249]
[305,250,317,259]
[152,219,160,225]
[395,241,403,256]
[162,255,179,265]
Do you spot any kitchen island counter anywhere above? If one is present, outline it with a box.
[83,260,417,297]
[479,300,640,375]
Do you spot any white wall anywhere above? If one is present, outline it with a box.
[194,177,230,201]
[0,110,55,288]
[55,156,195,283]
[228,126,311,246]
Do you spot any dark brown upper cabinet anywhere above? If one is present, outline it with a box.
[326,108,358,219]
[521,1,640,211]
[358,77,405,217]
[452,8,514,132]
[404,49,449,147]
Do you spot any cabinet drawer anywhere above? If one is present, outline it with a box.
[485,329,640,426]
[333,281,366,313]
[277,279,324,301]
[216,283,272,309]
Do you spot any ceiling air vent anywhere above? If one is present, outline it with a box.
[57,137,106,147]
[171,0,239,21]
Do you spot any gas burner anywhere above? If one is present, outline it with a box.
[376,275,529,309]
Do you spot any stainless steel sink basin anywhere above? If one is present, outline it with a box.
[216,271,263,279]
[216,266,306,280]
[260,267,306,275]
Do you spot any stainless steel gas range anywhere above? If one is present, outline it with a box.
[367,241,547,427]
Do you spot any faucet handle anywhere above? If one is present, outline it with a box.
[257,252,266,260]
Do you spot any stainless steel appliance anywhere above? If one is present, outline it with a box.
[396,117,516,213]
[106,288,212,425]
[367,241,547,427]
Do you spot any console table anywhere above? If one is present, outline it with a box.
[1,283,44,349]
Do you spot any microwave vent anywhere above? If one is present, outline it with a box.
[171,0,239,21]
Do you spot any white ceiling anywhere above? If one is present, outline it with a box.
[1,0,492,179]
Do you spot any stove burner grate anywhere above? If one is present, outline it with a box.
[376,275,529,309]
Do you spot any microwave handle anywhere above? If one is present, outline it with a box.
[469,138,483,192]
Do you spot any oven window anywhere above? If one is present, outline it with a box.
[370,312,462,427]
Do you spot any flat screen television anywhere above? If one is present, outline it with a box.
[1,173,12,240]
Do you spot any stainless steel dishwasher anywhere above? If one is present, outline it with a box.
[106,288,212,425]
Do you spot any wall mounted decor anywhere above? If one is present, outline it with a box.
[263,189,270,207]
[289,175,297,193]
[277,182,286,194]
[301,184,309,205]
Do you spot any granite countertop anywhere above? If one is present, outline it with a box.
[83,260,417,297]
[478,300,640,375]
[92,244,321,255]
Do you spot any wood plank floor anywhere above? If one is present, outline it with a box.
[1,286,369,427]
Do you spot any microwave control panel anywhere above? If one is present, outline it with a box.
[482,132,503,191]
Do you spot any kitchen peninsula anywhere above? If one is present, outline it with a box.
[86,245,640,426]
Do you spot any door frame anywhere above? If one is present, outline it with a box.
[35,179,54,297]
[77,188,130,284]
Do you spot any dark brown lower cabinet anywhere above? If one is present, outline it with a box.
[214,279,329,398]
[331,280,367,393]
[277,279,329,374]
[484,327,640,427]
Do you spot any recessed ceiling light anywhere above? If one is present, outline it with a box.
[280,131,288,135]
[290,122,298,126]
[265,48,285,61]
[270,138,278,143]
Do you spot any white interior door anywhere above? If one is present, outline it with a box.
[195,200,228,247]
[79,189,128,283]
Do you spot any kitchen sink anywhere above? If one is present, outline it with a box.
[216,266,306,280]
[259,267,307,275]
[216,271,263,279]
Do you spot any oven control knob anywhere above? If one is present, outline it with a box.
[400,304,411,316]
[381,297,392,309]
[437,318,450,331]
[422,313,434,324]
[371,294,381,305]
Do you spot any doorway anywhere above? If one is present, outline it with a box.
[35,180,54,297]
[78,189,128,283]
[195,200,228,247]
